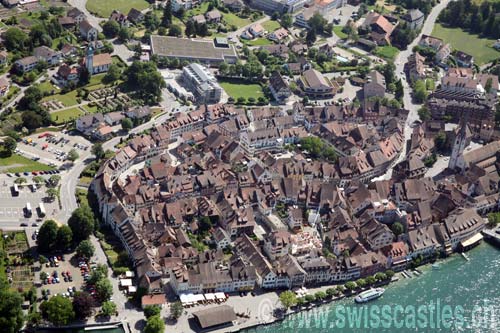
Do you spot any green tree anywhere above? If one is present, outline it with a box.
[46,188,58,201]
[487,212,500,228]
[118,27,131,42]
[485,77,493,93]
[385,270,395,279]
[56,225,73,250]
[101,301,117,316]
[102,64,121,84]
[88,264,108,285]
[19,86,43,111]
[306,28,317,45]
[37,220,59,253]
[144,12,160,31]
[96,278,113,302]
[395,79,404,101]
[185,20,195,37]
[414,80,428,103]
[3,27,29,52]
[168,24,182,37]
[345,281,356,290]
[391,222,404,236]
[14,177,27,185]
[281,13,293,28]
[304,294,316,303]
[2,137,17,157]
[103,20,121,38]
[365,275,376,285]
[72,292,95,320]
[170,301,183,319]
[32,176,44,185]
[92,143,105,161]
[162,0,173,27]
[68,205,95,242]
[355,278,366,288]
[375,272,387,281]
[144,305,161,319]
[67,149,79,162]
[426,79,435,91]
[308,13,328,34]
[124,61,166,104]
[434,131,448,153]
[121,118,133,131]
[279,290,297,309]
[326,288,337,297]
[76,239,95,259]
[40,295,75,326]
[418,106,431,121]
[315,291,327,300]
[0,289,25,333]
[144,315,165,333]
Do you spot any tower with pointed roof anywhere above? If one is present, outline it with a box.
[448,116,472,170]
[85,44,94,75]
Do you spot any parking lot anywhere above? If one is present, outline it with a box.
[0,177,59,225]
[16,131,92,168]
[39,252,89,299]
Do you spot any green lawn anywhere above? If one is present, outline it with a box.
[42,90,78,107]
[186,2,209,16]
[51,108,84,124]
[38,81,58,95]
[432,24,500,65]
[333,26,348,39]
[0,153,53,173]
[374,46,400,60]
[241,37,273,46]
[86,0,149,17]
[262,19,281,32]
[222,12,251,28]
[219,80,264,100]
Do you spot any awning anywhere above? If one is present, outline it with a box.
[460,233,483,248]
[180,293,206,304]
[120,279,133,287]
[214,292,226,299]
[205,293,217,300]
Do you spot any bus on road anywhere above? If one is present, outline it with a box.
[12,184,19,196]
[38,202,46,217]
[25,203,32,218]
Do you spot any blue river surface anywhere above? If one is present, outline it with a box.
[244,242,500,333]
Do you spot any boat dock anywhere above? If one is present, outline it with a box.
[482,227,500,247]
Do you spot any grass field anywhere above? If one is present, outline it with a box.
[86,0,149,17]
[0,153,53,173]
[333,26,348,39]
[241,37,273,46]
[222,12,251,28]
[51,108,84,124]
[42,90,78,108]
[374,46,399,60]
[186,2,209,16]
[262,19,281,32]
[432,24,500,65]
[219,80,264,100]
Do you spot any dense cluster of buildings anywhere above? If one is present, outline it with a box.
[90,85,491,297]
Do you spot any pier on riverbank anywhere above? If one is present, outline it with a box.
[482,227,500,247]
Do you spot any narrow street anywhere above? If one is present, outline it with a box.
[375,0,452,181]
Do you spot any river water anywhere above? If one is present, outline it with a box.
[246,242,500,333]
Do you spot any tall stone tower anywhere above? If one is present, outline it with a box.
[86,45,94,75]
[448,117,472,171]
